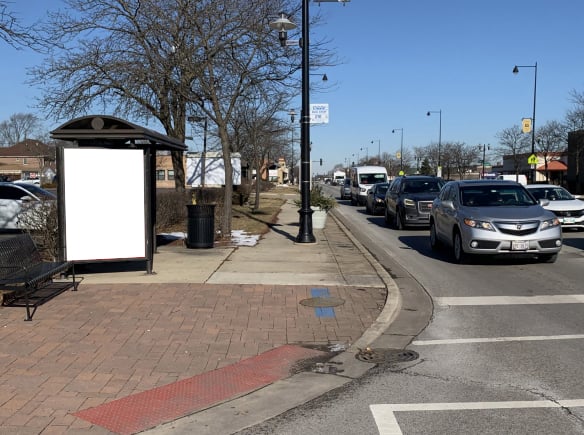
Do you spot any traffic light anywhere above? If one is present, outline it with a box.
[319,158,323,166]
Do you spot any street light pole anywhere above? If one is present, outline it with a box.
[513,62,538,184]
[392,128,403,173]
[426,110,442,177]
[480,143,490,179]
[271,4,347,242]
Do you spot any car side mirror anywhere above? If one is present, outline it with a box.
[442,199,455,210]
[539,198,550,207]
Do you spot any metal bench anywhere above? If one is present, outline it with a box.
[0,234,77,321]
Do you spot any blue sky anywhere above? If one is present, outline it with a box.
[2,1,584,173]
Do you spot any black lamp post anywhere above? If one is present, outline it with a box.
[392,128,403,173]
[270,1,348,243]
[288,109,297,185]
[426,110,442,177]
[479,143,490,179]
[513,62,538,184]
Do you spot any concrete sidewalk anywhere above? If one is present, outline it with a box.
[0,196,403,434]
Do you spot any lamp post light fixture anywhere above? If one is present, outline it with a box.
[371,139,381,164]
[392,128,404,174]
[426,110,442,177]
[513,62,538,184]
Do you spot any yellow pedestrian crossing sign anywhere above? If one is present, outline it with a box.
[527,154,538,165]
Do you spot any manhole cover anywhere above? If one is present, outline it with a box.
[356,348,419,364]
[299,297,345,308]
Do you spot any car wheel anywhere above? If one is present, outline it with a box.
[453,230,468,264]
[430,221,440,251]
[365,202,371,214]
[350,196,356,206]
[395,209,405,230]
[539,253,558,263]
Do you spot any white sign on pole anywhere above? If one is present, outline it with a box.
[310,103,329,124]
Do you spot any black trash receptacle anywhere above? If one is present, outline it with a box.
[186,204,215,248]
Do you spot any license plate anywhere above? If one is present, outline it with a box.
[562,218,575,224]
[512,241,529,251]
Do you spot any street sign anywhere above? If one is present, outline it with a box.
[522,118,532,133]
[527,154,538,165]
[310,104,329,124]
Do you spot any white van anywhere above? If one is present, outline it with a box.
[349,165,388,205]
[496,174,527,185]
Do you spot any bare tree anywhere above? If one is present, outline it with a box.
[495,125,530,175]
[0,113,44,146]
[536,120,567,182]
[0,1,48,49]
[30,0,337,237]
[449,142,478,180]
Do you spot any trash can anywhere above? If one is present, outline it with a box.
[186,204,215,248]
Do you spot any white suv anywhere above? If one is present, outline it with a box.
[525,184,584,231]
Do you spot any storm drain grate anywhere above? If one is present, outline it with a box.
[299,297,345,308]
[356,348,419,364]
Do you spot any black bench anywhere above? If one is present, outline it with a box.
[0,234,78,321]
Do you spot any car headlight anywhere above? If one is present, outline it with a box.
[404,198,415,207]
[463,218,495,231]
[540,217,561,230]
[376,198,384,204]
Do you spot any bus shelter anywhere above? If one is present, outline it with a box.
[51,115,187,274]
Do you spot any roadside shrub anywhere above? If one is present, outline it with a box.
[20,200,59,261]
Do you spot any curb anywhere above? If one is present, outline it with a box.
[144,208,403,435]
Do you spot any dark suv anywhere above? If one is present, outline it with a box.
[384,175,445,229]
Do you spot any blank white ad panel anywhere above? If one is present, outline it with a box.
[63,148,146,261]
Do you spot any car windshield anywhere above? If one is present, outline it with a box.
[376,184,389,195]
[461,185,537,207]
[402,180,442,194]
[359,173,386,184]
[528,186,574,201]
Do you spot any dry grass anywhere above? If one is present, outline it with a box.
[156,185,296,238]
[232,195,288,236]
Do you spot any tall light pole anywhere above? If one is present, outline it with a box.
[513,62,537,184]
[479,143,490,179]
[392,128,404,174]
[371,139,381,164]
[288,109,297,185]
[426,110,442,177]
[271,3,348,243]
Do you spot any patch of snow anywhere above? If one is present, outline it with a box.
[158,230,259,246]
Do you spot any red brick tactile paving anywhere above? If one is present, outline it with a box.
[74,344,326,434]
[0,283,385,434]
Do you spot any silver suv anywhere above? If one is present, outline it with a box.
[429,180,562,263]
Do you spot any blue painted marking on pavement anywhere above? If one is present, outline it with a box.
[311,288,335,318]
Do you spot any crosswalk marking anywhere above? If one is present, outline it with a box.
[370,400,584,435]
[435,294,584,306]
[412,334,584,346]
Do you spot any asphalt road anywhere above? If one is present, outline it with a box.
[239,185,584,435]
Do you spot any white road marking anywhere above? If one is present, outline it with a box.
[435,295,584,306]
[413,334,584,346]
[370,400,584,435]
